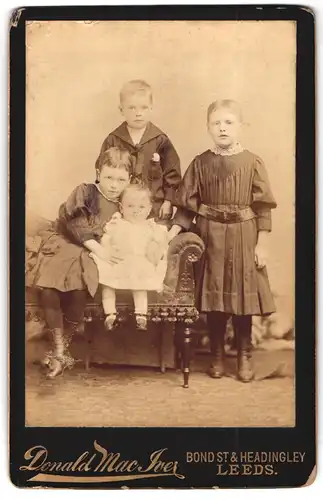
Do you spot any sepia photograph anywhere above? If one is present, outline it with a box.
[24,19,296,429]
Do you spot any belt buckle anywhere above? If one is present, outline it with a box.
[223,210,234,223]
[225,211,237,223]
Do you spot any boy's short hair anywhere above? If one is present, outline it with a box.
[120,182,152,204]
[207,99,243,122]
[120,80,153,104]
[98,146,133,173]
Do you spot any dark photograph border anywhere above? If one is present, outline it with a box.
[10,5,315,489]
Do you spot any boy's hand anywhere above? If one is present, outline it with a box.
[159,200,172,219]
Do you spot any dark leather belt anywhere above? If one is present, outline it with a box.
[198,203,256,224]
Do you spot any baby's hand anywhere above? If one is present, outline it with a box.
[109,246,125,264]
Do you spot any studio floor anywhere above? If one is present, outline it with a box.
[25,350,295,428]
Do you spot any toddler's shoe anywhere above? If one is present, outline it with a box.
[136,314,148,331]
[104,313,117,331]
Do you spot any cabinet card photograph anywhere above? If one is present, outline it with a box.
[10,5,315,489]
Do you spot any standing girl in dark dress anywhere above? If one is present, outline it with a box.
[26,147,132,378]
[168,100,277,382]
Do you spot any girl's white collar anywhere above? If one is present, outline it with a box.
[211,142,244,156]
[95,183,120,204]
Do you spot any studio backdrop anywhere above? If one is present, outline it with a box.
[26,20,295,318]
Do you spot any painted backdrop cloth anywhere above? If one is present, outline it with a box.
[173,149,277,315]
[26,184,119,297]
[91,218,168,291]
[95,122,181,217]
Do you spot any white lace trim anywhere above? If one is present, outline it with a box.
[211,142,244,156]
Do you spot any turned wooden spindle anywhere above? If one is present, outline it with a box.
[182,326,192,388]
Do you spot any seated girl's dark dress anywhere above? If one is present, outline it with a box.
[26,182,121,378]
[27,183,119,298]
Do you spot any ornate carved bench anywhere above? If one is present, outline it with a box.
[26,217,205,388]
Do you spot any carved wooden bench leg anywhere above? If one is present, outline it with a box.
[182,326,192,388]
[84,321,92,372]
[85,353,91,372]
[159,323,166,373]
[174,323,183,371]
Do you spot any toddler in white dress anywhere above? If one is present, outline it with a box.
[91,184,168,330]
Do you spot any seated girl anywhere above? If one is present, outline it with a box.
[90,184,168,331]
[26,147,132,378]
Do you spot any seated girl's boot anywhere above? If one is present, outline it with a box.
[237,333,254,383]
[65,317,85,337]
[41,350,52,369]
[46,327,75,379]
[46,357,64,379]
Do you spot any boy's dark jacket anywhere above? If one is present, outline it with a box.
[95,121,181,215]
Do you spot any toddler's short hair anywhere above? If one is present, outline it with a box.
[120,80,153,104]
[120,182,152,204]
[98,147,133,173]
[207,99,243,122]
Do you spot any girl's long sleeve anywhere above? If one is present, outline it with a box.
[159,137,181,202]
[172,157,201,230]
[58,184,105,244]
[251,157,277,232]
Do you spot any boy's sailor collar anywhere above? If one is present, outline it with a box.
[95,183,121,207]
[111,121,164,147]
[211,142,244,156]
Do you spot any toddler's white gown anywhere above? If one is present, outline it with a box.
[91,216,168,291]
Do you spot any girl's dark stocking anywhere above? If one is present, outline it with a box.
[232,315,254,382]
[40,288,64,329]
[61,290,88,335]
[206,311,229,378]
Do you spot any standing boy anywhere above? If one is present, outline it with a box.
[95,80,181,220]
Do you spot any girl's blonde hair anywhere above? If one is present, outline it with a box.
[207,99,243,122]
